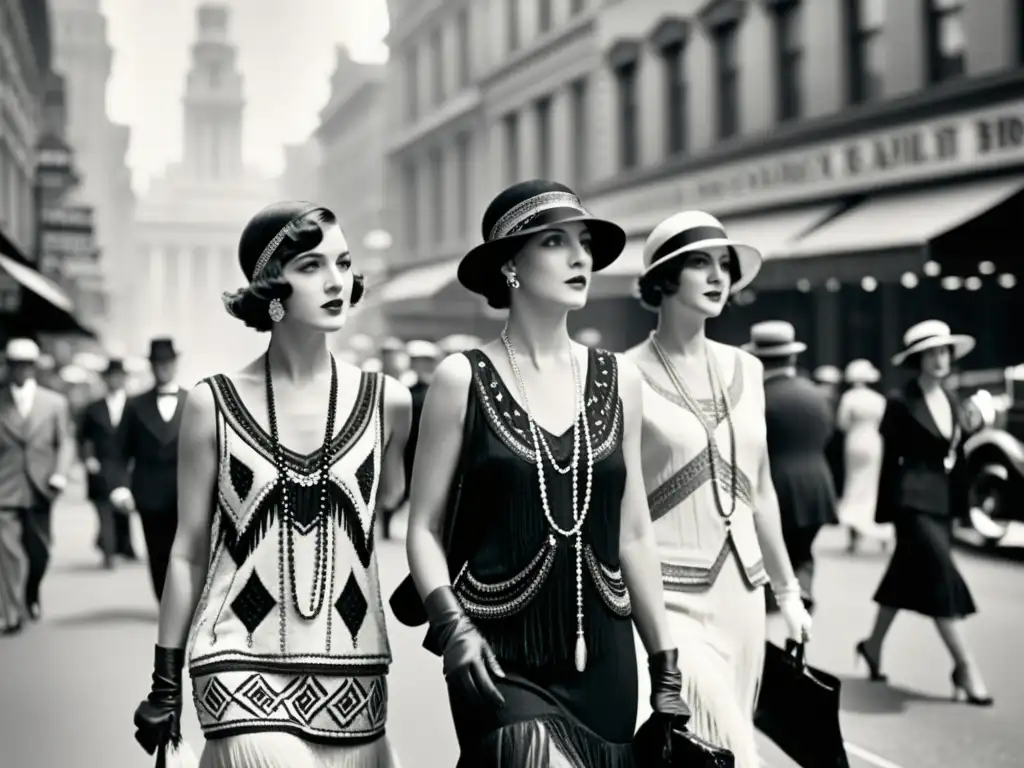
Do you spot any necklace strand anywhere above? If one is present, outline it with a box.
[500,332,593,673]
[266,354,339,625]
[650,335,738,520]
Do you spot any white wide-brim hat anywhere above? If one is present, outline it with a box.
[845,359,881,384]
[5,338,40,363]
[812,365,843,385]
[741,320,807,357]
[406,339,440,359]
[638,210,763,294]
[891,320,975,367]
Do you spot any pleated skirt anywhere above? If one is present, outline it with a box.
[198,732,400,768]
[635,553,766,768]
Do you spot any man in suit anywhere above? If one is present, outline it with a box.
[110,338,186,601]
[0,338,74,631]
[744,322,838,612]
[78,357,134,569]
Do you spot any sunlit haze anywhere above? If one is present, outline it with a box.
[99,0,390,193]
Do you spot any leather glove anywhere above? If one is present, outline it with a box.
[649,648,692,719]
[133,645,184,755]
[424,585,505,709]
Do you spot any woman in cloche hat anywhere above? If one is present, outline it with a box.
[400,180,694,765]
[835,359,892,554]
[856,320,992,705]
[624,211,813,766]
[133,201,412,766]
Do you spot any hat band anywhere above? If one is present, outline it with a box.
[904,331,948,350]
[250,204,321,281]
[650,225,728,266]
[499,206,590,240]
[751,338,797,351]
[489,191,588,241]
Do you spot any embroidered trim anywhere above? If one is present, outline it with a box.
[647,445,754,521]
[643,360,744,426]
[489,191,588,241]
[661,537,769,592]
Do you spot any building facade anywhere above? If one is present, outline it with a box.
[382,0,1024,371]
[133,3,274,383]
[50,0,136,340]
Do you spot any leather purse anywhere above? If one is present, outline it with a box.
[633,713,735,768]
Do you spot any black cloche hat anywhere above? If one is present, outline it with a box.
[148,337,178,362]
[457,180,626,300]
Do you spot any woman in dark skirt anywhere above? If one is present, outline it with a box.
[399,180,693,766]
[855,320,992,705]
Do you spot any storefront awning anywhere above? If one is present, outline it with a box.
[782,175,1024,259]
[591,204,840,298]
[0,253,74,312]
[371,257,460,304]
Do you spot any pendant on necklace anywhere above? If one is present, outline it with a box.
[944,454,956,473]
[575,633,588,673]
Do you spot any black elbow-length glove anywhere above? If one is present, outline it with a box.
[133,645,185,755]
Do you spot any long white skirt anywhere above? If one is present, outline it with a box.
[838,427,893,543]
[198,732,401,768]
[635,554,766,768]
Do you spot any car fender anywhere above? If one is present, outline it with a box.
[964,428,1024,471]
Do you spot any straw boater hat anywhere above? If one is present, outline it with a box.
[638,210,763,294]
[844,359,881,384]
[742,320,807,357]
[812,365,843,385]
[457,180,626,300]
[891,320,975,367]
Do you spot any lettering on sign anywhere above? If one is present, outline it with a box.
[41,206,93,231]
[594,100,1024,217]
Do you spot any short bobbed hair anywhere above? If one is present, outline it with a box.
[636,251,742,311]
[222,204,364,332]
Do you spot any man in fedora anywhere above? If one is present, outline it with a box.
[78,357,135,569]
[110,337,187,601]
[744,321,838,612]
[0,338,74,630]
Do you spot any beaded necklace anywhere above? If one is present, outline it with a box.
[501,332,594,672]
[266,353,339,652]
[650,335,738,521]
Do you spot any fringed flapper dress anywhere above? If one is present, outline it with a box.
[633,345,769,768]
[448,348,636,767]
[186,372,399,768]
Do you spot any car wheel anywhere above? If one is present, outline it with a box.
[968,465,1011,546]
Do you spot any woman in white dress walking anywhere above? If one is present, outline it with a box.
[836,359,892,552]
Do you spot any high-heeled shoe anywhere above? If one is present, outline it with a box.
[951,666,994,706]
[855,640,887,682]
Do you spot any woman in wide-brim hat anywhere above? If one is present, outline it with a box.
[856,320,992,705]
[625,212,812,766]
[399,180,695,765]
[133,201,412,766]
[836,359,892,553]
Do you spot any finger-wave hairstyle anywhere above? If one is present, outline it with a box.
[222,203,365,332]
[636,250,742,312]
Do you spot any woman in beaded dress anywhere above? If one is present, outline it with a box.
[400,180,692,766]
[133,201,413,767]
[624,211,814,768]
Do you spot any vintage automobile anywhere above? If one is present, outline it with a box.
[953,365,1024,546]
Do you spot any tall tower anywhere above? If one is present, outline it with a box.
[183,4,244,179]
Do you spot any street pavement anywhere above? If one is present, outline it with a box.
[2,494,1021,768]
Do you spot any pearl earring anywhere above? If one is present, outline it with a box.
[268,298,285,322]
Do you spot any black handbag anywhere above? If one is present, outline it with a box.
[633,713,735,768]
[754,640,850,768]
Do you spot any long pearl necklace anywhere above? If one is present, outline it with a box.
[501,331,594,672]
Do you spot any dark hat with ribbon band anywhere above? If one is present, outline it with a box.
[639,210,762,294]
[741,320,807,357]
[891,320,975,367]
[457,180,626,300]
[148,337,178,362]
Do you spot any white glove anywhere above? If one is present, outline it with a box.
[779,593,813,643]
[48,474,67,492]
[110,486,135,511]
[84,457,101,474]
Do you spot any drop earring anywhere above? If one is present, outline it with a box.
[506,272,520,289]
[268,298,285,322]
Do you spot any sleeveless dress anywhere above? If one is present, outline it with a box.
[448,348,636,767]
[185,372,399,768]
[632,347,768,768]
[836,386,892,543]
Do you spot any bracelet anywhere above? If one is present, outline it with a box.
[771,582,802,603]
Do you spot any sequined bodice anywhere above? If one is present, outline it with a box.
[451,348,631,670]
[186,372,391,744]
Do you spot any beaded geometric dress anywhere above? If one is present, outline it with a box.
[186,371,391,745]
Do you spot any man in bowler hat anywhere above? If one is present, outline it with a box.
[110,338,187,601]
[78,357,135,568]
[744,322,838,612]
[0,338,74,630]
